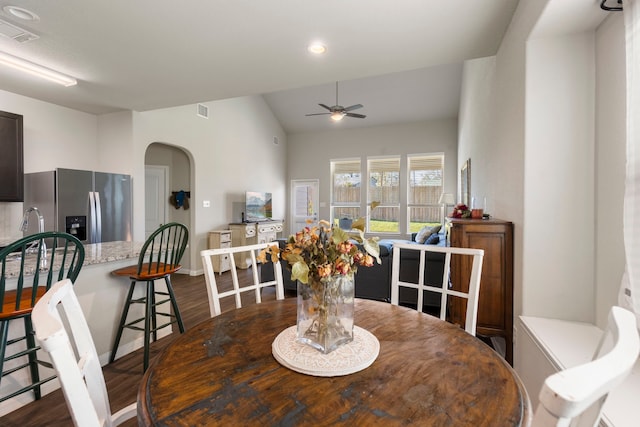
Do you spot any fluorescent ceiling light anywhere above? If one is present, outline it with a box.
[0,51,77,86]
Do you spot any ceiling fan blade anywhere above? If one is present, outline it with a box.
[305,112,331,116]
[343,104,363,112]
[346,113,366,119]
[318,103,332,111]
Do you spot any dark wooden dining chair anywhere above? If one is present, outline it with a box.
[109,222,188,372]
[0,231,85,403]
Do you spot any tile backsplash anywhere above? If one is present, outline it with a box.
[0,202,24,246]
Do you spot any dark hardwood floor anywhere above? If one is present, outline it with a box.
[1,267,292,427]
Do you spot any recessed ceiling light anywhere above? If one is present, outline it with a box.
[307,43,327,55]
[3,6,39,21]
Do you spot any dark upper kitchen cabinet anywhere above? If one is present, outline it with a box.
[0,111,24,202]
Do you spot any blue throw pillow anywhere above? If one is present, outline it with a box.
[415,225,441,243]
[424,233,440,245]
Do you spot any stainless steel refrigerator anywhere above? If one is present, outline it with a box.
[23,168,132,243]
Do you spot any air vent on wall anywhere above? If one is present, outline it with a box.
[197,103,209,119]
[0,19,38,43]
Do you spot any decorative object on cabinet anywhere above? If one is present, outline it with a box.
[438,193,455,228]
[447,217,514,365]
[207,230,232,274]
[450,203,471,219]
[0,111,23,202]
[228,221,283,269]
[460,159,470,207]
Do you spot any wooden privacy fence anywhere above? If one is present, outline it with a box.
[333,186,442,223]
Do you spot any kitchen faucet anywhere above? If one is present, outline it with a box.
[19,206,47,268]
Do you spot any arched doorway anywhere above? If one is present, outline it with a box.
[144,142,194,274]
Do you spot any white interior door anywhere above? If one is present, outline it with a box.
[145,165,169,238]
[290,179,319,233]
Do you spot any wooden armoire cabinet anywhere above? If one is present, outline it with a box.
[447,218,514,365]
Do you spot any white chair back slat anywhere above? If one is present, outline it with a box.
[532,306,640,427]
[32,279,136,427]
[201,242,285,317]
[390,242,484,336]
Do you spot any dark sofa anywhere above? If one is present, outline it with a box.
[261,233,446,311]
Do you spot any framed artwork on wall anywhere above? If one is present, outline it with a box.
[461,159,470,207]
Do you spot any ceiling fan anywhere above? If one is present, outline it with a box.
[305,82,366,121]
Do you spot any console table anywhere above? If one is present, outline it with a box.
[228,220,283,268]
[446,217,514,365]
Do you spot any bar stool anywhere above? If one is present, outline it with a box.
[109,222,188,372]
[0,232,84,402]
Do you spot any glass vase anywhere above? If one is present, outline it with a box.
[296,274,355,354]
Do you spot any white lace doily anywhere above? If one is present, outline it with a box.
[272,325,379,377]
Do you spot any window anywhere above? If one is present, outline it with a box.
[331,154,445,235]
[331,159,361,225]
[368,157,400,233]
[407,154,444,233]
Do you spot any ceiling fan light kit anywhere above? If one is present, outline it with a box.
[305,81,366,122]
[330,111,345,121]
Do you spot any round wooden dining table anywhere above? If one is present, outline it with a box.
[138,298,531,426]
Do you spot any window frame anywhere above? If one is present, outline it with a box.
[330,158,362,227]
[367,155,401,234]
[406,153,445,234]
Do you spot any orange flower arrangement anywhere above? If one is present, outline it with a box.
[258,219,380,286]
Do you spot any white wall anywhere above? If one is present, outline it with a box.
[0,89,99,243]
[97,111,134,174]
[458,56,496,209]
[461,0,625,332]
[595,13,626,327]
[524,32,596,322]
[287,119,458,238]
[0,90,287,275]
[133,95,287,272]
[457,0,548,322]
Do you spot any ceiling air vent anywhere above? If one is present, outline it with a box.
[197,103,209,119]
[0,19,38,43]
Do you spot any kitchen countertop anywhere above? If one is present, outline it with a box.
[2,240,144,279]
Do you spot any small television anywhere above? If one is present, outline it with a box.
[245,191,272,222]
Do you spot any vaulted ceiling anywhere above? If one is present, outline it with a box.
[0,1,519,132]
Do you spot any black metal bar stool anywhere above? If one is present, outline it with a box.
[0,232,84,402]
[109,222,189,372]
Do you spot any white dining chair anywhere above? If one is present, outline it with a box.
[390,242,484,336]
[201,242,285,317]
[532,306,639,427]
[32,279,136,427]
